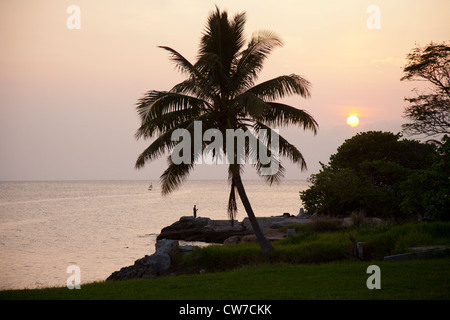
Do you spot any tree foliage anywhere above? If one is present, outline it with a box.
[401,42,450,141]
[400,136,450,221]
[299,131,445,219]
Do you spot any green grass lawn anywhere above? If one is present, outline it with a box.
[1,258,449,300]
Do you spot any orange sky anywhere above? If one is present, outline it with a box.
[0,0,449,180]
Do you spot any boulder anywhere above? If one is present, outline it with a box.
[242,217,282,231]
[242,216,312,231]
[146,239,180,274]
[155,239,179,258]
[297,208,309,218]
[157,216,251,243]
[223,235,242,245]
[146,252,171,274]
[106,239,184,281]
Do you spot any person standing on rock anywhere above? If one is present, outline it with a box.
[193,205,198,218]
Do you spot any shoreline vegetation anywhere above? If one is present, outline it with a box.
[1,217,449,299]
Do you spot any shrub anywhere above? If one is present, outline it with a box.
[178,221,450,272]
[300,131,439,219]
[359,221,450,258]
[350,210,366,228]
[309,216,343,232]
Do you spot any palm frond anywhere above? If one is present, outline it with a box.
[231,11,247,54]
[231,91,268,121]
[254,122,308,170]
[158,46,201,79]
[257,161,286,185]
[197,7,249,95]
[135,111,210,168]
[135,129,178,169]
[232,31,283,93]
[160,155,195,195]
[136,90,168,121]
[137,107,206,140]
[262,102,318,133]
[233,91,317,133]
[249,74,311,101]
[169,79,214,103]
[141,91,208,118]
[199,7,243,64]
[159,116,217,194]
[248,130,285,184]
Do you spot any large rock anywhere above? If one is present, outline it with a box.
[242,216,312,231]
[147,239,179,274]
[106,239,181,281]
[297,208,309,218]
[155,238,179,258]
[157,216,251,243]
[157,215,316,244]
[146,252,171,274]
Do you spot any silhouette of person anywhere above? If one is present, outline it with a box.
[193,205,198,218]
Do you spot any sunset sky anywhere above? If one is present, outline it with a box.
[1,0,449,181]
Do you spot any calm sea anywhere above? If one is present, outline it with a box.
[0,180,309,290]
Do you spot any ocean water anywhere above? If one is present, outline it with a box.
[0,180,309,290]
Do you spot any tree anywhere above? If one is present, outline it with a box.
[400,135,450,221]
[300,131,436,218]
[329,131,435,171]
[134,7,318,255]
[401,42,450,142]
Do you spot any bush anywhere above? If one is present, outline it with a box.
[359,221,450,259]
[178,221,450,273]
[350,210,366,228]
[181,243,264,271]
[300,131,440,219]
[309,216,343,232]
[400,137,450,222]
[181,229,352,271]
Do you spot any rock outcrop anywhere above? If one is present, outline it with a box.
[242,216,312,231]
[106,239,181,281]
[156,216,252,243]
[156,215,321,244]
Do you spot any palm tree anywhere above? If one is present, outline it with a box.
[135,7,318,255]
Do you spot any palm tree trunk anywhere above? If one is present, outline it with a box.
[233,173,274,256]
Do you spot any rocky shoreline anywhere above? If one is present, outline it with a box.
[106,214,388,282]
[156,215,312,243]
[106,214,309,281]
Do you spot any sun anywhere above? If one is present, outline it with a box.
[346,115,360,127]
